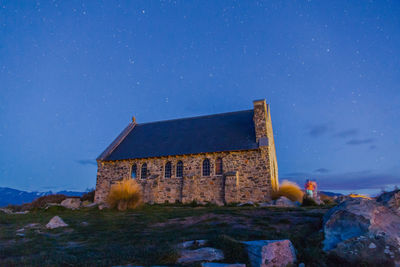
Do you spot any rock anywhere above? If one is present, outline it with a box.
[298,263,305,267]
[0,208,29,214]
[83,201,98,208]
[61,198,81,210]
[323,197,400,264]
[242,239,297,267]
[81,221,89,226]
[0,208,13,214]
[237,201,255,207]
[177,247,224,264]
[274,197,299,207]
[377,189,400,215]
[46,216,68,229]
[259,202,274,207]
[201,263,245,267]
[98,203,110,210]
[178,240,208,249]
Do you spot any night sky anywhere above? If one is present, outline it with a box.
[1,1,399,195]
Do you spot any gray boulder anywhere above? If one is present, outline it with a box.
[323,197,400,264]
[177,247,224,264]
[242,239,297,267]
[46,216,68,229]
[377,189,400,215]
[61,198,81,210]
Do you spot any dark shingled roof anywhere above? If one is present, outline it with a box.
[103,109,258,161]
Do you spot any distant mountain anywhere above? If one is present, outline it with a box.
[320,191,343,197]
[0,187,84,207]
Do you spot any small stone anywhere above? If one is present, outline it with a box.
[16,233,25,237]
[46,216,68,229]
[237,201,255,207]
[178,240,208,249]
[368,243,376,249]
[81,221,89,226]
[98,203,109,210]
[61,198,81,210]
[298,263,305,267]
[177,247,224,264]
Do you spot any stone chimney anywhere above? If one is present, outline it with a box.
[253,99,268,145]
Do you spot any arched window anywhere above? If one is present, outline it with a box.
[176,161,183,178]
[215,158,223,175]
[131,164,137,179]
[141,163,147,179]
[202,158,210,176]
[165,161,172,178]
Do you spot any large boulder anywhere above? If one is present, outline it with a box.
[377,189,400,215]
[61,198,81,210]
[323,197,400,265]
[242,240,297,267]
[46,216,68,229]
[177,247,224,264]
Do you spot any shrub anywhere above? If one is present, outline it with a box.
[107,179,142,211]
[271,180,304,203]
[81,190,95,202]
[29,194,68,209]
[302,197,318,206]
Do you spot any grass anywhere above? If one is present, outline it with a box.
[0,205,331,266]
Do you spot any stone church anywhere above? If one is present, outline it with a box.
[94,99,279,205]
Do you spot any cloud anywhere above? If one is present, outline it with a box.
[333,128,359,138]
[314,168,330,173]
[346,138,375,145]
[307,124,330,138]
[75,159,97,166]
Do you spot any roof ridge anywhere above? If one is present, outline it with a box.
[137,109,253,126]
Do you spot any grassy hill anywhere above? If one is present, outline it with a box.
[0,204,329,266]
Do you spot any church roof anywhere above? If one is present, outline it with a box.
[100,109,258,161]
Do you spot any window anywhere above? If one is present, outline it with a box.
[165,161,172,178]
[215,158,223,175]
[131,164,137,179]
[202,158,210,176]
[141,163,147,179]
[176,161,183,178]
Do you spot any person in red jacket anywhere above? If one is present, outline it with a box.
[305,179,315,198]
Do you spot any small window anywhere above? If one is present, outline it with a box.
[165,161,172,178]
[202,158,210,176]
[215,158,223,175]
[176,161,183,178]
[141,163,147,179]
[131,164,137,179]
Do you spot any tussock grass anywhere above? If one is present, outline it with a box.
[271,180,304,203]
[107,179,142,211]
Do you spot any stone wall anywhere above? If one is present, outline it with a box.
[94,149,273,205]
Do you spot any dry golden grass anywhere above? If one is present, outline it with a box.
[107,179,142,211]
[271,180,304,203]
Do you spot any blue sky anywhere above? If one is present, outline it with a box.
[0,1,399,195]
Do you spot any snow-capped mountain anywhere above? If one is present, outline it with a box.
[0,187,84,207]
